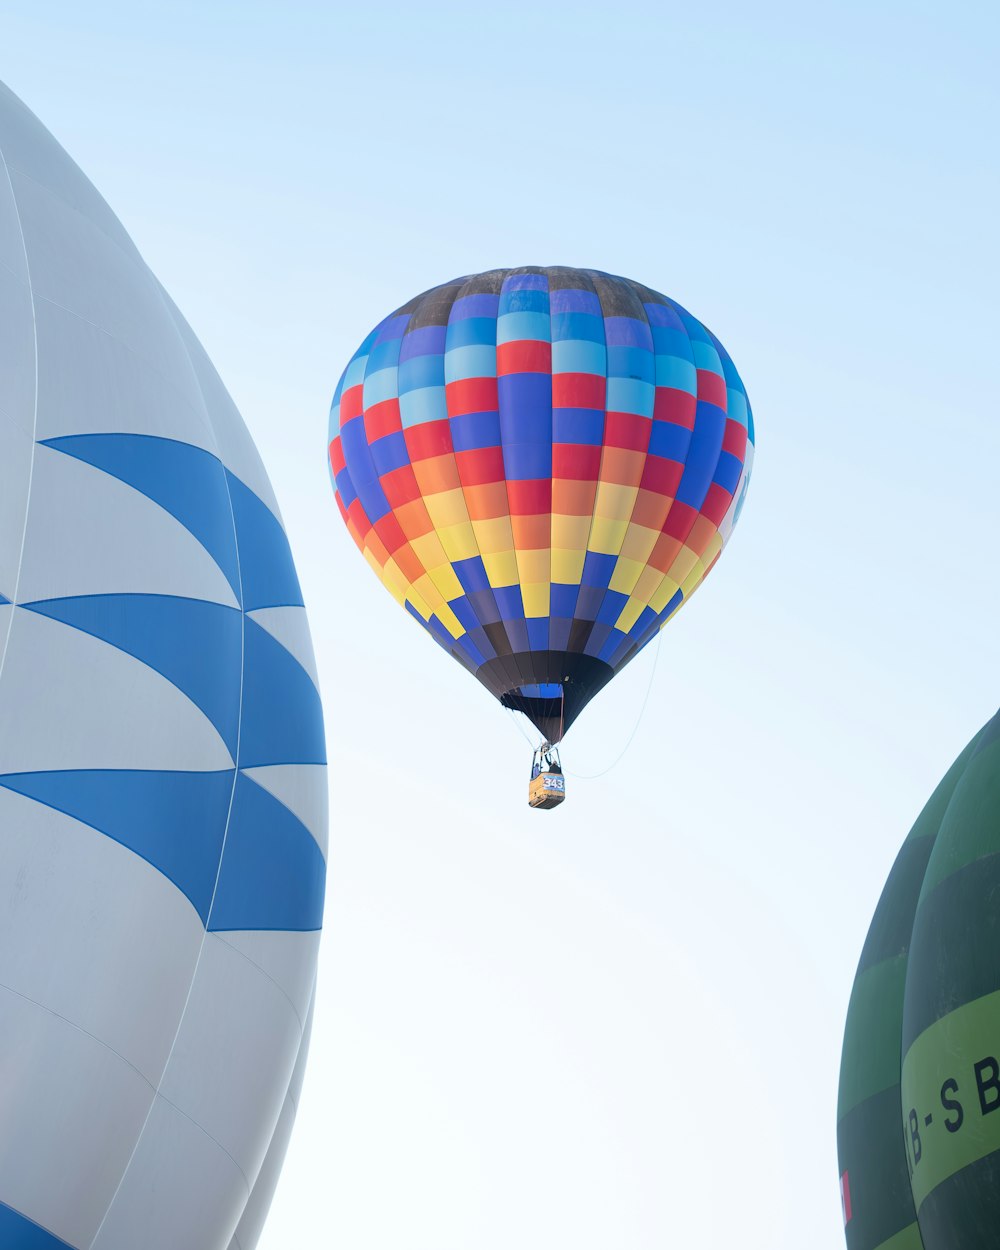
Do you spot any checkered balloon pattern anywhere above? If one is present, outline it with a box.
[328,267,754,742]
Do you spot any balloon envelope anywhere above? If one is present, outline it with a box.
[838,709,1000,1249]
[328,267,753,741]
[0,81,326,1249]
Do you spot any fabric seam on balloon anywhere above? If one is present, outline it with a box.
[83,289,254,1247]
[0,135,39,692]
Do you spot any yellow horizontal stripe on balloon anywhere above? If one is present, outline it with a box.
[551,513,591,552]
[471,515,515,557]
[362,544,386,578]
[701,530,724,569]
[409,531,453,573]
[588,514,630,555]
[593,481,639,523]
[666,543,699,586]
[614,595,647,634]
[521,583,550,618]
[421,487,469,529]
[402,593,434,623]
[678,537,721,601]
[614,564,675,631]
[482,548,520,589]
[511,519,550,613]
[610,555,650,597]
[466,522,510,581]
[412,572,446,613]
[379,558,413,607]
[609,556,648,596]
[630,563,666,605]
[649,576,682,615]
[407,580,464,639]
[618,523,660,565]
[408,576,463,637]
[632,529,710,628]
[550,546,586,584]
[515,549,550,585]
[435,602,464,639]
[679,560,709,602]
[425,562,463,602]
[433,520,479,562]
[390,570,435,624]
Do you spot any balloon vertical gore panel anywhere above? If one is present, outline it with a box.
[0,80,327,1250]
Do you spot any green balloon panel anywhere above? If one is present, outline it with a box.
[838,712,1000,1250]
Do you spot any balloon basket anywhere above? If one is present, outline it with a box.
[528,743,566,810]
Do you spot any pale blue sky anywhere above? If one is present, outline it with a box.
[3,3,999,1247]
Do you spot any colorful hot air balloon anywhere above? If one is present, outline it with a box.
[0,81,326,1248]
[328,267,754,760]
[838,709,1000,1250]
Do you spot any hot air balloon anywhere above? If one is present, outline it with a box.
[0,81,326,1248]
[327,267,753,804]
[838,709,1000,1249]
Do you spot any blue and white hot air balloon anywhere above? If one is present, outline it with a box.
[0,81,326,1249]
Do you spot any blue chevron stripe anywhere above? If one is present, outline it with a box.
[22,595,243,759]
[40,435,242,601]
[0,1201,77,1249]
[239,618,326,768]
[209,772,326,932]
[225,471,303,610]
[0,769,235,924]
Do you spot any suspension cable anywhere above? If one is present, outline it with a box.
[564,630,663,780]
[504,702,537,748]
[503,633,663,779]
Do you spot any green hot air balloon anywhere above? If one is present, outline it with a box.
[837,709,1000,1249]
